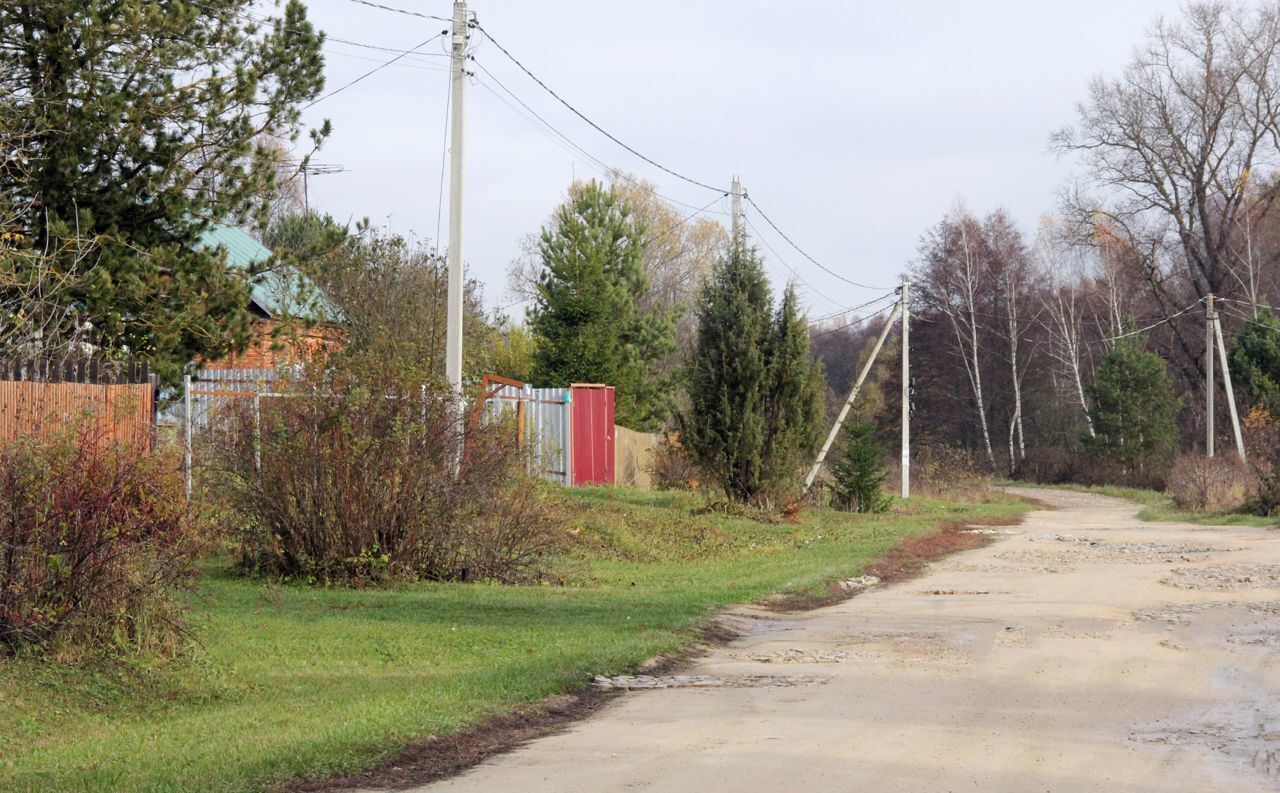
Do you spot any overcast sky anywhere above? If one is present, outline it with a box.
[293,0,1185,316]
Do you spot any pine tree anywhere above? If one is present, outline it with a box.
[681,236,823,503]
[1229,308,1280,414]
[529,180,674,430]
[0,1,326,385]
[1086,340,1181,487]
[829,417,891,513]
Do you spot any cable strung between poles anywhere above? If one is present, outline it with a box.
[473,24,729,195]
[745,195,893,291]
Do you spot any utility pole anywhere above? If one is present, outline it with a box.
[1206,294,1215,457]
[804,299,903,492]
[900,277,910,499]
[1213,311,1247,462]
[730,176,743,239]
[444,0,468,395]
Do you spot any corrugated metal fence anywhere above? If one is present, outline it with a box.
[0,358,156,449]
[484,384,574,486]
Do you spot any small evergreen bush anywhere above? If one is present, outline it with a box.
[829,419,891,513]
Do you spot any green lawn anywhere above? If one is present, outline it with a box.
[1,487,1027,793]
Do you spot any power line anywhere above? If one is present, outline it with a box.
[810,302,899,340]
[472,24,728,195]
[302,30,448,110]
[343,0,451,22]
[807,292,899,327]
[434,60,453,246]
[470,64,729,216]
[745,195,892,291]
[742,212,858,313]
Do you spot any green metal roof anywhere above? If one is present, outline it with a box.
[197,224,337,322]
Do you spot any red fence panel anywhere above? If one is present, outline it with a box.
[570,384,614,486]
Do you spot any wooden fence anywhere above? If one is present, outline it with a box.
[0,358,157,450]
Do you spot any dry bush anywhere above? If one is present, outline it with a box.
[1166,454,1256,512]
[649,431,699,491]
[1243,406,1280,515]
[0,422,202,658]
[911,445,992,501]
[1017,445,1085,484]
[210,363,557,585]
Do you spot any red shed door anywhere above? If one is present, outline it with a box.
[570,384,615,486]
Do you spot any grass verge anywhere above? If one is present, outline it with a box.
[1005,481,1279,528]
[2,487,1028,793]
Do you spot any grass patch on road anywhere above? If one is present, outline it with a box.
[1008,481,1280,528]
[1,487,1027,793]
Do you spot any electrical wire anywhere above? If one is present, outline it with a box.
[343,0,452,22]
[810,302,899,340]
[1096,299,1205,344]
[471,66,728,216]
[435,60,453,246]
[744,195,892,291]
[742,212,864,313]
[807,292,899,327]
[473,24,728,195]
[301,30,448,110]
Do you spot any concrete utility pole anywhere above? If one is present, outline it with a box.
[804,299,903,492]
[730,176,743,239]
[1213,312,1247,462]
[1206,294,1215,457]
[444,0,468,395]
[900,277,910,499]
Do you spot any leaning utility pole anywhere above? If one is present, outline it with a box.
[730,176,743,239]
[804,299,904,492]
[444,0,468,395]
[1212,310,1247,462]
[900,277,910,499]
[1206,293,1215,457]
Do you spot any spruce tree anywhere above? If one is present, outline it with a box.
[681,236,823,503]
[1086,340,1181,486]
[529,180,674,430]
[0,1,326,385]
[1229,308,1280,414]
[829,417,891,513]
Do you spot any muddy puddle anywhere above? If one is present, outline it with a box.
[1132,698,1280,781]
[592,673,828,691]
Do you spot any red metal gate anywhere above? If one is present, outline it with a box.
[570,384,614,486]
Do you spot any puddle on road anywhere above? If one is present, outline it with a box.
[1132,699,1280,781]
[592,673,828,691]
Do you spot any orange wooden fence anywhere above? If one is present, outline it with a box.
[0,359,156,450]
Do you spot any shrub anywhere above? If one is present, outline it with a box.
[911,445,991,500]
[1166,454,1255,512]
[0,423,200,657]
[649,431,699,491]
[211,361,557,585]
[1242,406,1280,515]
[829,419,890,513]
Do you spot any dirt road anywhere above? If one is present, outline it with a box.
[405,489,1280,792]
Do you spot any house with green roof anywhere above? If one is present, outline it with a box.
[197,224,340,370]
